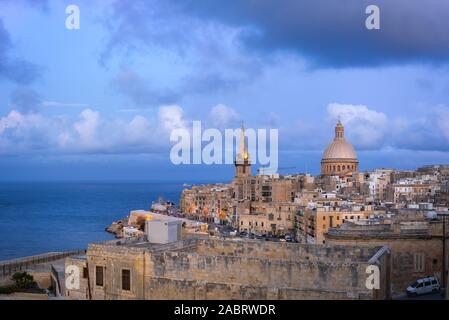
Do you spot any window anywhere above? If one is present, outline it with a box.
[83,267,88,279]
[122,269,131,291]
[95,266,104,287]
[323,216,326,221]
[241,221,243,226]
[413,253,425,272]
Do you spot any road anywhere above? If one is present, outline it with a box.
[395,289,446,300]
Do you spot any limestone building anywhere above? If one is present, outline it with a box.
[238,202,301,236]
[321,121,358,176]
[326,212,449,295]
[65,237,391,300]
[296,204,380,244]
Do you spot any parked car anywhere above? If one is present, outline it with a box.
[406,276,440,296]
[285,234,293,242]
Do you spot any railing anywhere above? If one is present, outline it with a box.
[0,249,86,277]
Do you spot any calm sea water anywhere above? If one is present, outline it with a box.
[0,182,185,261]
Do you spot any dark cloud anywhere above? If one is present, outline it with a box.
[111,68,181,106]
[100,0,263,102]
[0,19,40,84]
[170,0,449,68]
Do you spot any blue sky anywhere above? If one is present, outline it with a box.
[1,0,449,181]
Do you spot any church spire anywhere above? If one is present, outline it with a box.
[236,121,249,163]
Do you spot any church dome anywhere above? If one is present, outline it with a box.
[320,120,359,176]
[322,139,357,160]
[322,121,357,160]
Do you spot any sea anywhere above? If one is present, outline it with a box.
[0,182,189,261]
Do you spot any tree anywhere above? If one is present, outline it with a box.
[11,272,37,289]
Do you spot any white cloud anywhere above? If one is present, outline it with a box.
[158,105,186,131]
[73,109,101,150]
[0,110,23,133]
[209,104,239,127]
[0,104,191,155]
[327,103,388,149]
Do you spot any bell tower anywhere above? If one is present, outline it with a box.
[234,122,251,178]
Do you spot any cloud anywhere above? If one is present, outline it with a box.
[327,103,388,149]
[158,105,186,131]
[171,0,449,68]
[111,68,181,107]
[73,109,101,150]
[326,103,449,152]
[0,19,40,84]
[209,104,239,127]
[10,87,40,113]
[101,1,262,103]
[41,101,89,108]
[0,110,62,153]
[390,106,449,152]
[437,107,449,142]
[0,104,192,155]
[1,100,448,157]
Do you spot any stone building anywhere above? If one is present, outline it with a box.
[296,204,381,244]
[238,202,301,236]
[321,121,358,176]
[386,181,440,204]
[326,213,449,295]
[362,169,394,202]
[180,184,233,223]
[65,237,391,300]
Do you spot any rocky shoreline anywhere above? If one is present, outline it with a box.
[105,216,128,238]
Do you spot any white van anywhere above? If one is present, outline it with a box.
[406,276,440,296]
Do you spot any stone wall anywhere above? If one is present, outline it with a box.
[67,238,390,300]
[326,235,444,295]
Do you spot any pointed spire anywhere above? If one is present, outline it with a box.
[236,121,249,163]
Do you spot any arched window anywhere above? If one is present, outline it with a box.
[342,165,346,170]
[337,165,340,171]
